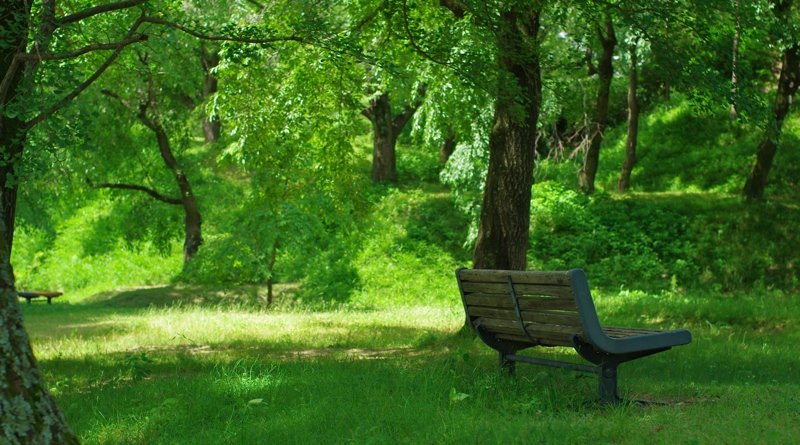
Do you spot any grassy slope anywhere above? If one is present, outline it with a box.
[15,99,800,443]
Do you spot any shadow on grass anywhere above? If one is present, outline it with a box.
[78,282,301,308]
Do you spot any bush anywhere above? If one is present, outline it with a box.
[529,182,695,290]
[528,182,800,293]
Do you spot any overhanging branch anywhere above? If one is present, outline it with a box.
[24,15,147,130]
[57,0,149,27]
[15,34,148,62]
[86,178,182,204]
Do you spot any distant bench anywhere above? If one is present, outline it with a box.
[18,291,63,305]
[456,268,692,404]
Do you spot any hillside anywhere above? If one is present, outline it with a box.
[11,98,800,311]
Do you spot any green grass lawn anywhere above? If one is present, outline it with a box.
[22,285,800,444]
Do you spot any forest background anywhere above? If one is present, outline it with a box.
[1,0,799,443]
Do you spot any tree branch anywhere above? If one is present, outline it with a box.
[15,34,148,62]
[100,89,134,111]
[402,0,452,67]
[57,0,149,27]
[0,51,24,106]
[245,0,267,11]
[439,0,466,18]
[24,15,147,130]
[86,178,182,204]
[141,16,305,44]
[354,0,386,30]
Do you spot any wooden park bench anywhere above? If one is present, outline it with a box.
[456,268,692,404]
[18,291,63,305]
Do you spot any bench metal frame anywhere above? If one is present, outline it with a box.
[456,268,692,404]
[18,291,62,305]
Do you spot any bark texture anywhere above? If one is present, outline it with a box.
[0,203,79,444]
[617,43,639,193]
[743,0,800,200]
[579,18,616,194]
[361,89,424,183]
[470,9,542,271]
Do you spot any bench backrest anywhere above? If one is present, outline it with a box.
[456,268,595,347]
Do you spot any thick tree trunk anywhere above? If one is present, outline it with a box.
[361,88,424,183]
[0,0,31,255]
[617,43,639,193]
[0,202,79,444]
[472,9,542,271]
[201,51,221,143]
[364,92,398,182]
[579,18,616,194]
[0,22,76,431]
[743,1,800,200]
[439,126,456,164]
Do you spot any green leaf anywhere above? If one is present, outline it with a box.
[449,387,471,403]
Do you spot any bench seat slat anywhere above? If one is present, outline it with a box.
[459,269,570,285]
[601,326,665,338]
[460,282,573,299]
[465,295,578,311]
[491,332,575,347]
[467,307,582,327]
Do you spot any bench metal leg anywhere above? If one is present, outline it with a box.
[599,363,620,404]
[500,353,516,375]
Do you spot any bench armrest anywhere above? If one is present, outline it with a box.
[569,269,692,354]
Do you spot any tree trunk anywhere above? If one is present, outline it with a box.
[743,0,800,200]
[730,9,741,121]
[266,237,279,305]
[364,92,397,182]
[579,18,616,194]
[361,88,424,183]
[471,9,542,271]
[201,50,221,143]
[152,128,203,262]
[0,202,79,444]
[617,42,639,193]
[0,0,32,255]
[439,126,456,164]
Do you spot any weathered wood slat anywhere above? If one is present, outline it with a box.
[467,307,582,327]
[475,318,582,343]
[492,332,574,347]
[602,326,663,338]
[464,295,578,312]
[459,269,571,285]
[460,282,573,299]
